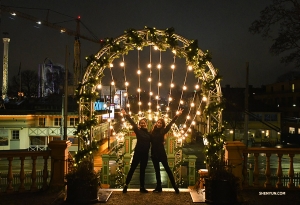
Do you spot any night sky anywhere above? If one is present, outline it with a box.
[0,0,295,92]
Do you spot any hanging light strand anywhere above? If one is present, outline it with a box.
[167,55,176,112]
[122,55,130,112]
[137,49,141,114]
[148,45,152,112]
[177,66,188,110]
[183,78,200,128]
[156,50,162,112]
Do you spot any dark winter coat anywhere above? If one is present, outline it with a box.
[151,116,178,161]
[125,115,151,154]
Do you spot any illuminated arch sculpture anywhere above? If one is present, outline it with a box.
[75,27,223,185]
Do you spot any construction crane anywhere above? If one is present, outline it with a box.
[0,4,102,86]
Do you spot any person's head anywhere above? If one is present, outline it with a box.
[139,118,147,129]
[155,118,166,129]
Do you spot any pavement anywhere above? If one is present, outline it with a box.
[1,187,300,205]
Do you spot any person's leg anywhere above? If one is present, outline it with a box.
[139,154,149,193]
[161,160,179,193]
[123,155,140,193]
[151,157,162,192]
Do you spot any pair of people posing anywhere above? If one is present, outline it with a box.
[121,109,183,194]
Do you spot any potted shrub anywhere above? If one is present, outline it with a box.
[65,158,100,204]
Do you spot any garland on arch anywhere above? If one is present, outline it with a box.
[75,26,224,180]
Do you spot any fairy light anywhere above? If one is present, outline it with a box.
[195,84,199,89]
[148,46,152,111]
[188,65,193,70]
[156,50,162,111]
[120,62,125,67]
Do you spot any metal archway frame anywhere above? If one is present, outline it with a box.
[78,27,222,185]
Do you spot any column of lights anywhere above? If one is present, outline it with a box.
[148,45,152,116]
[137,49,142,115]
[167,54,176,117]
[182,77,200,132]
[177,65,190,112]
[109,63,116,106]
[182,96,206,139]
[121,55,130,113]
[177,65,196,138]
[156,49,162,112]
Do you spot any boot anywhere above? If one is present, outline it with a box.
[140,187,149,193]
[122,184,128,193]
[153,186,162,193]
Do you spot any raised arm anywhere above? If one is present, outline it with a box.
[121,109,138,129]
[164,108,183,133]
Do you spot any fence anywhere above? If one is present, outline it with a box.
[0,170,51,192]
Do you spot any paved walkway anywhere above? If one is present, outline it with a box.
[1,187,300,205]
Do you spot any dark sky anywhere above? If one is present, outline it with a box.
[0,0,295,90]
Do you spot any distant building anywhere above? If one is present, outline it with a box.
[254,69,300,137]
[0,96,109,151]
[221,85,281,146]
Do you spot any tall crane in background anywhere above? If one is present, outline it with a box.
[0,4,102,88]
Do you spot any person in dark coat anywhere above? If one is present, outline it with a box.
[151,108,183,193]
[121,109,151,193]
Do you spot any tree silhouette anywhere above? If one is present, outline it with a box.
[9,70,39,98]
[249,0,300,67]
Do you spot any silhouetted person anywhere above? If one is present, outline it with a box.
[151,108,183,194]
[121,109,151,193]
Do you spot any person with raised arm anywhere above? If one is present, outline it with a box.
[121,109,151,193]
[151,108,183,194]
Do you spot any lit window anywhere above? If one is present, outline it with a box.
[70,118,79,126]
[54,118,61,126]
[289,127,295,134]
[38,118,45,126]
[12,130,19,140]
